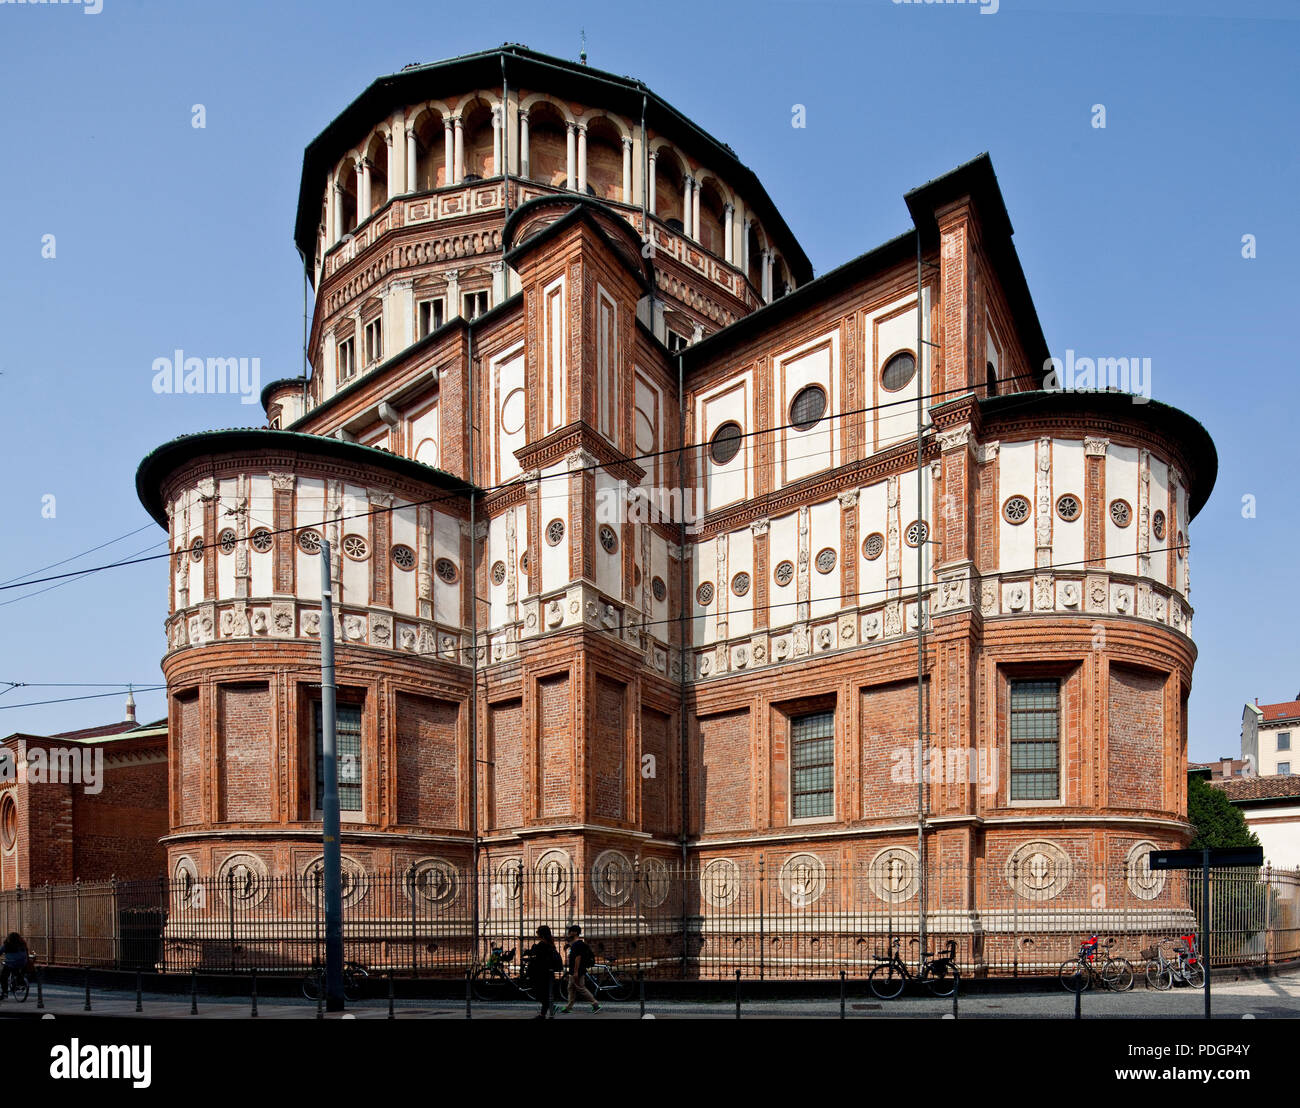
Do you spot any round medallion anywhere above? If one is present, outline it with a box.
[493,858,525,906]
[403,858,458,906]
[880,350,917,392]
[297,529,322,554]
[0,794,17,852]
[709,421,743,466]
[598,524,619,554]
[434,557,458,584]
[905,520,929,547]
[490,560,506,586]
[172,855,201,909]
[591,850,634,907]
[867,847,919,903]
[546,519,565,546]
[250,528,273,553]
[1109,499,1132,528]
[1152,510,1166,541]
[789,384,827,431]
[696,581,714,607]
[651,576,667,602]
[1005,841,1072,901]
[519,549,531,574]
[774,560,794,587]
[1003,495,1031,525]
[862,533,884,560]
[700,857,741,909]
[536,848,573,906]
[216,852,269,907]
[341,534,369,561]
[190,536,205,562]
[778,853,826,907]
[731,572,750,597]
[499,387,526,436]
[1125,841,1167,901]
[1056,494,1081,522]
[391,544,415,570]
[639,857,671,909]
[218,528,237,554]
[815,547,837,574]
[302,855,368,907]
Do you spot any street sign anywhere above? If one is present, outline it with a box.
[1148,846,1263,870]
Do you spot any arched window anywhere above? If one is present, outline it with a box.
[986,361,998,398]
[365,135,388,216]
[461,99,494,180]
[412,110,447,190]
[697,179,726,256]
[653,149,685,227]
[584,117,624,201]
[525,102,567,186]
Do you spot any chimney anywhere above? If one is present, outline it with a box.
[124,685,136,724]
[1221,758,1232,778]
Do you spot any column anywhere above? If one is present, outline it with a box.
[742,218,752,275]
[519,109,530,178]
[621,137,632,204]
[683,175,693,237]
[723,204,734,264]
[692,180,701,243]
[325,180,336,246]
[577,123,588,194]
[443,118,454,188]
[492,106,502,177]
[405,126,417,193]
[446,268,461,319]
[453,116,464,185]
[565,122,576,191]
[354,161,366,223]
[648,152,657,215]
[762,250,773,302]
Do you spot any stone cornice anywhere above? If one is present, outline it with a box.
[512,423,647,485]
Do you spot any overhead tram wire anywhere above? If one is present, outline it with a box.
[0,686,168,712]
[1,367,1060,595]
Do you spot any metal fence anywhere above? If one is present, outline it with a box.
[1,861,1297,980]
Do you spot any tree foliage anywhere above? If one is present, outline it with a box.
[1186,775,1259,851]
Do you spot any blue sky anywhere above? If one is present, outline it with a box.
[0,0,1295,759]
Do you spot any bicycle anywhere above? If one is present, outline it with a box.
[0,962,31,1003]
[868,938,961,999]
[470,943,537,1002]
[302,959,369,1002]
[557,954,635,1004]
[1170,934,1205,988]
[1059,936,1133,993]
[1141,941,1175,990]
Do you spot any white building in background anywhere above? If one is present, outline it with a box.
[1242,696,1299,777]
[1211,775,1300,869]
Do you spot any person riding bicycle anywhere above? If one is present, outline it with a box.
[0,932,30,999]
[560,925,601,1014]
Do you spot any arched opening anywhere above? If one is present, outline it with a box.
[654,149,685,229]
[747,223,763,291]
[584,116,623,201]
[412,110,447,190]
[338,167,358,235]
[986,362,998,397]
[526,101,568,187]
[697,179,727,257]
[365,135,388,216]
[461,99,494,181]
[772,255,790,299]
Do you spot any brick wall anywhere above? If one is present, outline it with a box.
[860,681,921,821]
[538,674,572,818]
[176,691,202,826]
[640,707,672,837]
[1107,665,1165,810]
[71,754,168,879]
[395,693,460,828]
[591,675,625,821]
[489,699,523,830]
[218,683,272,822]
[697,709,751,834]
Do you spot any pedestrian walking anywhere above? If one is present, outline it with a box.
[526,924,563,1019]
[560,925,601,1013]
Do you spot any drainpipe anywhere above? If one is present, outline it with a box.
[677,352,689,975]
[468,317,481,961]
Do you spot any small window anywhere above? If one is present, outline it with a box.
[364,318,383,365]
[417,298,445,338]
[1279,732,1292,752]
[709,422,742,466]
[986,362,998,397]
[791,711,834,819]
[1009,679,1060,801]
[665,330,689,354]
[463,290,489,321]
[881,351,917,392]
[1279,762,1291,776]
[314,701,362,812]
[789,385,827,431]
[337,337,355,382]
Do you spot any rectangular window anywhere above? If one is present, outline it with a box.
[417,297,445,338]
[364,318,383,365]
[463,290,489,321]
[314,701,362,812]
[1009,679,1060,801]
[1279,762,1291,776]
[1278,732,1291,752]
[791,710,834,819]
[337,337,355,382]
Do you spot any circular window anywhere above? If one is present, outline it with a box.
[862,533,884,561]
[652,576,667,602]
[341,534,369,561]
[190,536,205,562]
[434,558,459,584]
[0,795,16,851]
[696,582,715,607]
[250,528,273,553]
[391,544,416,570]
[491,560,507,586]
[774,560,795,587]
[881,350,917,392]
[520,550,531,574]
[816,548,837,574]
[905,520,929,548]
[1152,510,1166,541]
[789,385,827,431]
[731,572,750,597]
[1003,496,1031,525]
[709,422,743,466]
[545,519,565,546]
[1110,499,1132,528]
[218,528,237,554]
[297,529,322,554]
[1056,494,1081,522]
[599,524,619,554]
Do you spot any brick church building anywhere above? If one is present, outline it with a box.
[133,45,1215,963]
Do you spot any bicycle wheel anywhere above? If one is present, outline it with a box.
[1182,961,1205,988]
[10,975,29,1003]
[1102,958,1134,992]
[1145,961,1173,991]
[1059,959,1090,993]
[868,962,906,1000]
[302,969,324,1002]
[925,963,959,998]
[605,972,635,1002]
[344,965,368,1001]
[471,968,507,1002]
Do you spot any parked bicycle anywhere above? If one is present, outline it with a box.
[302,959,369,1002]
[1141,934,1204,991]
[1059,935,1133,992]
[470,942,538,1002]
[868,938,960,999]
[557,954,635,1003]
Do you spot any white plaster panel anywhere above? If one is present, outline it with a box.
[493,345,525,482]
[216,477,239,599]
[296,478,325,601]
[489,511,509,626]
[543,276,567,432]
[1106,444,1140,575]
[858,480,888,606]
[432,510,461,624]
[249,475,273,597]
[727,528,754,637]
[595,470,621,598]
[778,332,838,486]
[810,498,841,618]
[1052,439,1085,574]
[391,504,417,615]
[340,484,370,606]
[540,462,569,593]
[699,373,751,511]
[874,296,923,453]
[998,440,1035,576]
[768,511,799,630]
[408,397,440,468]
[1148,456,1169,586]
[899,470,933,592]
[693,538,718,644]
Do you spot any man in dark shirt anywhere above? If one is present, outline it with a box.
[560,925,600,1013]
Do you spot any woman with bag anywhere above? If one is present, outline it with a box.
[525,924,562,1019]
